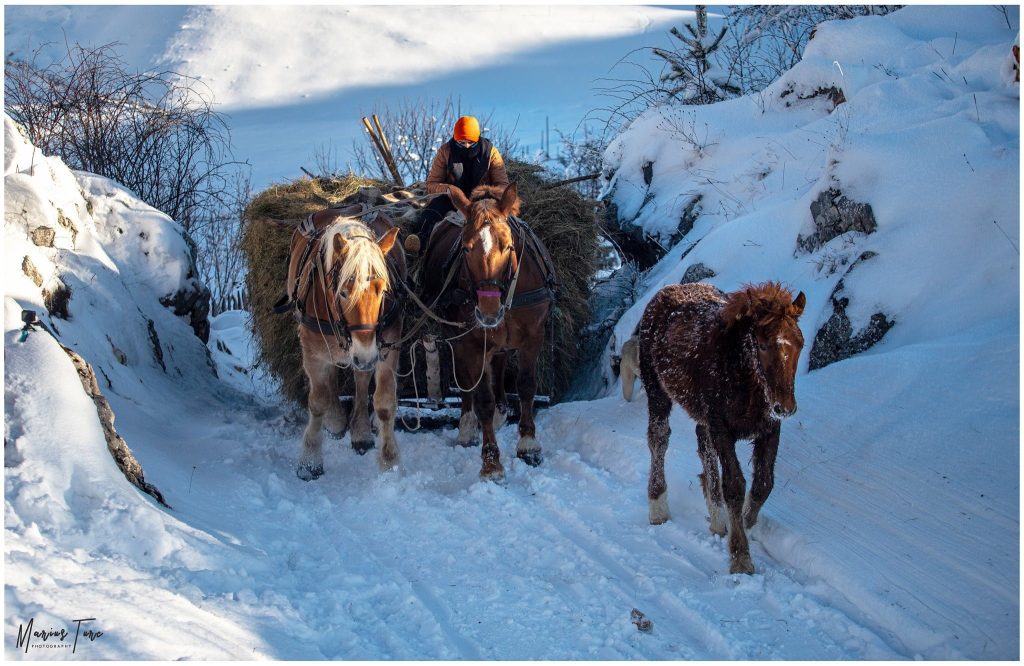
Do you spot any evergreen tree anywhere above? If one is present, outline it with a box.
[652,6,741,105]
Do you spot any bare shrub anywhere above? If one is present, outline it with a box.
[4,41,243,235]
[590,5,900,135]
[194,171,253,314]
[720,5,901,95]
[553,125,607,199]
[347,95,524,184]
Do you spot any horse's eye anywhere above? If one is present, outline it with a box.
[758,341,768,352]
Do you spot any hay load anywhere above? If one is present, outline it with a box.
[240,164,598,408]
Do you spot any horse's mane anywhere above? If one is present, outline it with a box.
[320,219,389,310]
[469,185,521,219]
[722,282,800,329]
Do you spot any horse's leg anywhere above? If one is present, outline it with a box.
[455,345,481,446]
[744,422,780,529]
[472,353,504,481]
[323,365,349,438]
[297,356,330,481]
[696,423,727,536]
[350,367,375,454]
[640,350,673,524]
[514,337,543,467]
[716,434,754,574]
[491,351,509,430]
[373,345,400,471]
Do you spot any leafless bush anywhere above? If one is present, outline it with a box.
[590,5,900,135]
[348,95,524,184]
[194,171,253,314]
[553,126,607,199]
[5,41,244,235]
[720,5,901,95]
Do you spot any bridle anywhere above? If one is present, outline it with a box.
[463,216,524,328]
[287,219,401,350]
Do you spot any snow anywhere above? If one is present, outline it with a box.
[4,5,1020,661]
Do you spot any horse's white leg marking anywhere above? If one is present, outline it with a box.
[457,409,479,444]
[516,434,540,454]
[373,345,400,471]
[708,498,728,536]
[649,491,671,525]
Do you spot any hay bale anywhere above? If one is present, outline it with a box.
[240,167,598,407]
[503,160,599,401]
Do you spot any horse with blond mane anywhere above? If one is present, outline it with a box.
[284,207,405,480]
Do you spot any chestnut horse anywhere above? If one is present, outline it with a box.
[285,209,405,480]
[638,282,806,574]
[420,183,555,481]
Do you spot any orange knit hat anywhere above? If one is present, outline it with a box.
[453,116,480,143]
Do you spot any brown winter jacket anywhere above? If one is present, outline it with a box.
[425,141,510,195]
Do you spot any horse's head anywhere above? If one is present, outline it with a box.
[724,283,806,419]
[322,222,399,370]
[448,183,520,329]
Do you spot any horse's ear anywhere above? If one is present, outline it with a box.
[377,227,400,255]
[499,182,519,217]
[446,187,471,218]
[333,233,346,254]
[791,291,806,317]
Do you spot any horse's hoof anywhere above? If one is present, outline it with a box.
[743,511,759,530]
[454,438,480,448]
[326,429,345,440]
[729,554,755,575]
[709,523,728,537]
[516,449,543,467]
[351,439,375,455]
[297,464,324,481]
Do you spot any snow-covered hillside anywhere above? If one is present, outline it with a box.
[4,6,1019,660]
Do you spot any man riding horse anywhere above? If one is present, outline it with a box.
[403,115,511,255]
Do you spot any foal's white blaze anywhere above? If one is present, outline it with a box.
[479,226,493,255]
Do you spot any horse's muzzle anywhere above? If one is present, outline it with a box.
[474,305,505,329]
[350,331,378,371]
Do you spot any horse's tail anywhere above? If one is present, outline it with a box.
[621,336,640,402]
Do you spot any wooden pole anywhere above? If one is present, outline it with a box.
[361,116,405,187]
[542,172,601,190]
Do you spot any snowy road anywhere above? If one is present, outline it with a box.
[101,367,916,660]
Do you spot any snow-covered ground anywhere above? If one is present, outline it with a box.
[4,4,1020,661]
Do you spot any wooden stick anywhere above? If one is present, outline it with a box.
[374,115,405,188]
[542,172,601,190]
[361,116,405,187]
